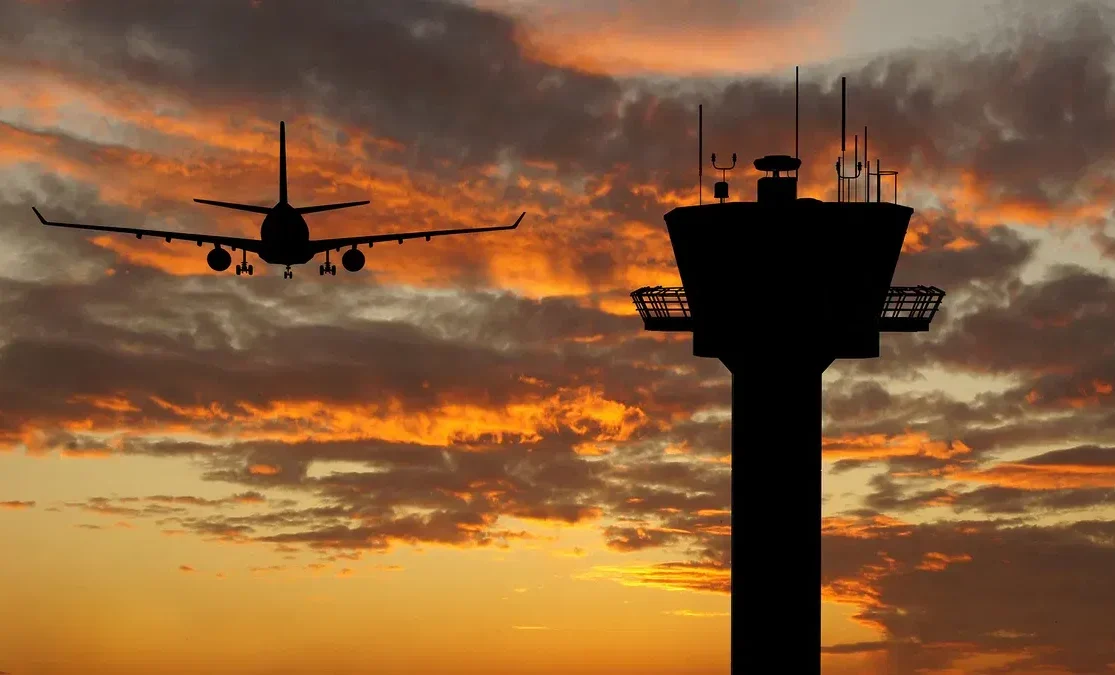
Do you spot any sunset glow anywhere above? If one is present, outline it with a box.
[4,1,1115,674]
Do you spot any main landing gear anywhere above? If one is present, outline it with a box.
[284,266,293,279]
[235,249,254,276]
[319,249,336,276]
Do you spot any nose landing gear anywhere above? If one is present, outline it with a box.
[284,266,293,279]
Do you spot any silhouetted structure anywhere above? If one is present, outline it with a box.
[630,71,945,674]
[34,121,524,279]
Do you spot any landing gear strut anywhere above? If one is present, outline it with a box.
[319,249,337,276]
[284,266,293,279]
[235,249,254,276]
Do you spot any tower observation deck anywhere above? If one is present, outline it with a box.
[629,72,945,674]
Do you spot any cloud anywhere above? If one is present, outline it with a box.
[0,500,35,510]
[661,609,729,618]
[926,265,1115,376]
[823,514,1115,673]
[486,0,854,76]
[577,561,730,594]
[0,260,737,570]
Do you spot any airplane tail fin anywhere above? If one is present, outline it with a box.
[295,200,371,215]
[193,199,272,214]
[279,121,288,204]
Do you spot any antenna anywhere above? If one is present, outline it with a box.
[835,76,862,202]
[795,66,799,178]
[841,77,845,155]
[699,104,703,206]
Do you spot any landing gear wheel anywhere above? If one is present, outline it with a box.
[247,264,253,276]
[284,268,293,279]
[237,251,252,277]
[330,264,337,276]
[319,265,325,276]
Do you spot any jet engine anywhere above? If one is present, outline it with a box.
[342,248,365,272]
[207,247,232,271]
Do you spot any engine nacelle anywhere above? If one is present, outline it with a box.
[342,248,366,272]
[207,247,232,271]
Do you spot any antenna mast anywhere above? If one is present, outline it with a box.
[835,76,862,202]
[795,66,799,178]
[699,104,703,206]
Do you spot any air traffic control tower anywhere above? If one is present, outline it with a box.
[630,73,945,673]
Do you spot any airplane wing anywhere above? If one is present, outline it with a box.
[32,207,266,252]
[307,212,526,253]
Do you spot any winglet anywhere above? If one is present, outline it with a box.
[511,212,526,228]
[32,206,48,224]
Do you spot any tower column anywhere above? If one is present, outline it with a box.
[724,356,822,674]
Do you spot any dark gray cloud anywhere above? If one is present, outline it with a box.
[891,221,1036,296]
[4,0,1115,207]
[861,470,1115,516]
[823,516,1115,673]
[926,264,1115,375]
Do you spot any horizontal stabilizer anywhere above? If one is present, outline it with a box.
[193,199,272,214]
[295,200,371,215]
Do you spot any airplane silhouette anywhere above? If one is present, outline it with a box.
[32,121,525,279]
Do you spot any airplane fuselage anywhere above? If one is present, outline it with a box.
[258,202,314,265]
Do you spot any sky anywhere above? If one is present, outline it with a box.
[2,0,1115,673]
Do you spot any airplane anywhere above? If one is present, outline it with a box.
[32,121,525,279]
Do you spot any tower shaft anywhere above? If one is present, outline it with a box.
[724,344,821,673]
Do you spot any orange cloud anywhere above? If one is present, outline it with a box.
[1026,379,1115,409]
[822,551,901,635]
[822,514,912,540]
[577,561,730,594]
[823,432,971,463]
[0,500,36,510]
[662,609,729,618]
[178,565,195,573]
[946,169,1115,229]
[3,386,648,453]
[915,552,973,572]
[494,0,851,77]
[950,462,1115,490]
